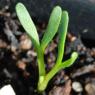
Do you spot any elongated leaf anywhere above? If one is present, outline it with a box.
[60,52,78,68]
[56,11,69,63]
[41,6,62,52]
[16,3,40,50]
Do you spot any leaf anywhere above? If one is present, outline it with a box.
[56,11,69,64]
[16,3,40,50]
[61,52,78,68]
[41,6,62,52]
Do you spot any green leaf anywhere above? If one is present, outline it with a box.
[41,6,62,52]
[56,11,69,64]
[61,52,78,68]
[16,3,40,50]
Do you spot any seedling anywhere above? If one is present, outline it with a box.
[16,3,78,92]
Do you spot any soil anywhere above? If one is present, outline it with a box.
[0,3,95,95]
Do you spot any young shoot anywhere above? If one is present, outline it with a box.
[16,3,78,92]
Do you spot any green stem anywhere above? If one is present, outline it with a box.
[37,47,46,77]
[37,63,61,91]
[37,52,78,91]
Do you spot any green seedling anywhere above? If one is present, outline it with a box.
[16,3,78,92]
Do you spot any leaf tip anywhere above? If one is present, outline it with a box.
[62,11,69,21]
[16,2,22,9]
[53,6,62,14]
[71,52,78,59]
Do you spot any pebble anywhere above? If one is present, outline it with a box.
[20,35,32,50]
[27,50,37,57]
[16,60,26,70]
[90,48,95,57]
[45,41,57,54]
[85,83,95,95]
[72,81,83,92]
[67,33,76,42]
[0,40,7,48]
[0,85,15,95]
[49,80,71,95]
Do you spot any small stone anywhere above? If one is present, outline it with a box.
[11,45,17,52]
[27,50,37,57]
[90,48,95,57]
[20,35,32,50]
[45,41,57,54]
[49,80,71,95]
[16,60,26,70]
[85,83,95,95]
[72,81,83,92]
[67,33,76,42]
[86,57,94,63]
[0,40,7,48]
[0,85,15,95]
